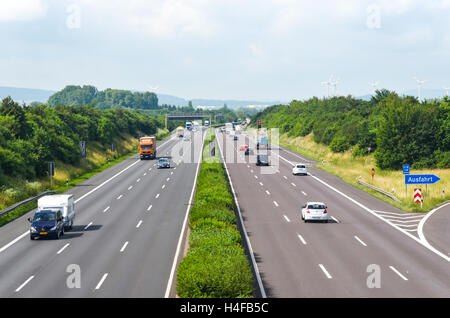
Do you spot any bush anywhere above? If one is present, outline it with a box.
[177,158,254,298]
[177,245,254,298]
[189,221,241,249]
[190,203,237,225]
[329,136,350,153]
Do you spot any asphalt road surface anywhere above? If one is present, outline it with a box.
[0,129,205,298]
[217,129,450,298]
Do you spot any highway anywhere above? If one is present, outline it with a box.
[0,129,205,298]
[217,129,450,298]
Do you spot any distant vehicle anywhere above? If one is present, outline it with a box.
[193,121,200,130]
[245,148,253,155]
[176,126,184,138]
[293,164,307,176]
[37,195,75,230]
[29,209,65,240]
[301,202,328,223]
[256,154,269,166]
[233,135,238,141]
[157,157,170,169]
[186,122,192,130]
[204,120,209,127]
[240,145,249,151]
[139,136,156,160]
[256,133,269,150]
[183,135,190,141]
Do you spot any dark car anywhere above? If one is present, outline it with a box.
[29,210,65,240]
[245,147,253,155]
[157,158,170,169]
[256,154,269,166]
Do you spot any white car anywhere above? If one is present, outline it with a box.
[301,202,328,223]
[292,164,307,176]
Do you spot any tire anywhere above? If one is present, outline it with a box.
[30,235,34,240]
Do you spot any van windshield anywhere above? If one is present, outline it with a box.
[33,211,56,222]
[297,165,306,168]
[141,145,153,149]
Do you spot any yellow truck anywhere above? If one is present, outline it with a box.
[176,126,184,138]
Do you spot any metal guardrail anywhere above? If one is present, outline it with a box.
[0,191,56,218]
[357,179,400,202]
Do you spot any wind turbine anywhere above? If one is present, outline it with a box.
[329,75,340,96]
[321,78,331,98]
[368,81,379,94]
[444,86,450,97]
[413,77,427,101]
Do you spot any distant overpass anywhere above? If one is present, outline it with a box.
[164,113,212,129]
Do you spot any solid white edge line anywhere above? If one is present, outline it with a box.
[354,235,367,247]
[15,275,34,293]
[0,231,28,254]
[418,202,450,261]
[120,241,129,252]
[0,135,177,256]
[57,243,70,255]
[307,169,450,263]
[319,264,332,279]
[215,129,267,298]
[95,273,108,290]
[165,129,206,298]
[389,266,408,281]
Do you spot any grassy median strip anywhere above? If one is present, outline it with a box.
[176,130,255,298]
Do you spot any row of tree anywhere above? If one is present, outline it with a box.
[252,90,449,170]
[48,85,159,110]
[0,97,161,183]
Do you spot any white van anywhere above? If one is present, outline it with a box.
[37,195,75,230]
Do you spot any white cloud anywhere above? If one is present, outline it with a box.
[0,0,47,22]
[79,0,216,38]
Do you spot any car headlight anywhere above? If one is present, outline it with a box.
[30,227,37,233]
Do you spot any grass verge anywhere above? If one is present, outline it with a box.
[277,133,449,212]
[176,129,255,298]
[0,130,170,227]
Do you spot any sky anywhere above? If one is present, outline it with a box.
[0,0,450,101]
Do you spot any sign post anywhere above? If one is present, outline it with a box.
[403,164,410,195]
[48,162,55,189]
[406,174,440,206]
